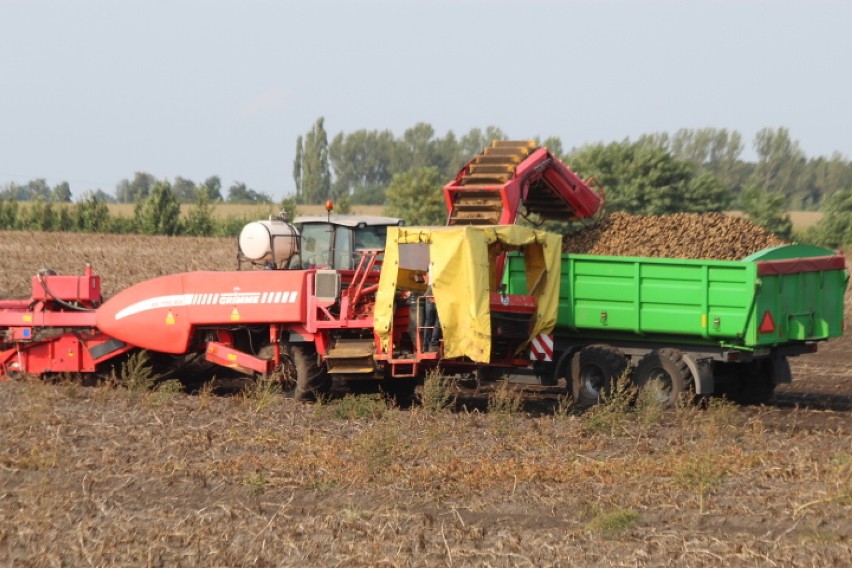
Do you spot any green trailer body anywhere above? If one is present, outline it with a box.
[506,245,847,350]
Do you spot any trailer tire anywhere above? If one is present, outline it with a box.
[571,344,627,405]
[633,348,691,408]
[289,345,331,402]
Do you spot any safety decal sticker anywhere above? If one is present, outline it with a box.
[114,291,298,320]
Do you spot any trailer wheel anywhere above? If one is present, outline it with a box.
[289,345,331,402]
[633,348,692,408]
[571,345,627,405]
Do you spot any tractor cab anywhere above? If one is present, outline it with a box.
[237,211,403,271]
[294,215,403,270]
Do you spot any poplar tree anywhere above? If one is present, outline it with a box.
[297,118,331,204]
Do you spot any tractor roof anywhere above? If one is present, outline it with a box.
[294,214,404,228]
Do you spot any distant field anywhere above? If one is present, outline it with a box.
[106,203,386,219]
[786,211,823,230]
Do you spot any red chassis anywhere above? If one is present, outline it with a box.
[0,265,132,378]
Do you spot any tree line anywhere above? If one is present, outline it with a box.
[1,174,273,206]
[0,185,297,238]
[3,119,852,246]
[293,119,852,246]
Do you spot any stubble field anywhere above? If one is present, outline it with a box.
[0,230,850,566]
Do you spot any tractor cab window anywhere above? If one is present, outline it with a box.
[299,222,393,270]
[353,225,388,253]
[353,225,390,269]
[334,226,353,269]
[300,223,334,269]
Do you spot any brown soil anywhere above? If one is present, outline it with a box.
[0,230,850,565]
[0,231,236,298]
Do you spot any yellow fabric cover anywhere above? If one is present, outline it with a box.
[374,225,562,363]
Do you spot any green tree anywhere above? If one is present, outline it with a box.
[457,127,507,165]
[391,123,461,179]
[184,187,215,236]
[384,167,446,226]
[297,117,332,204]
[116,172,157,203]
[26,178,51,200]
[84,188,116,203]
[682,171,733,213]
[0,198,20,227]
[751,127,811,208]
[669,128,745,193]
[172,176,197,202]
[568,140,703,215]
[74,191,112,232]
[201,176,223,202]
[227,182,271,203]
[22,197,57,230]
[739,184,793,240]
[278,196,298,221]
[807,189,852,247]
[51,181,72,202]
[1,182,22,200]
[57,205,75,231]
[293,135,303,201]
[137,181,182,235]
[430,130,459,179]
[539,136,564,158]
[351,185,387,205]
[335,192,352,214]
[328,129,395,201]
[394,123,437,173]
[807,152,852,206]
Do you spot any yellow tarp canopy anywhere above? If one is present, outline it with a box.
[374,225,562,363]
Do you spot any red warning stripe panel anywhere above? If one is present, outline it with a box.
[529,333,554,361]
[756,255,845,276]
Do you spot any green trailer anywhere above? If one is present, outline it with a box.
[505,244,848,405]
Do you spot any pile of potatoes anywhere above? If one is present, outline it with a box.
[564,212,787,260]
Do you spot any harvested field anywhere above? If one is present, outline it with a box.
[0,229,850,566]
[0,232,235,298]
[566,212,788,260]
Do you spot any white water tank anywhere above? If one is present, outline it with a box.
[239,220,299,266]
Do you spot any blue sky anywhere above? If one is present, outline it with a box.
[1,0,850,199]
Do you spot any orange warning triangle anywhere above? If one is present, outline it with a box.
[230,308,240,322]
[165,311,176,325]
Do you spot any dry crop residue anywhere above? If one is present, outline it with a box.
[0,229,850,565]
[566,212,788,260]
[0,231,235,298]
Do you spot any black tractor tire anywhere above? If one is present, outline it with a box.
[289,344,332,402]
[632,348,692,408]
[571,344,628,405]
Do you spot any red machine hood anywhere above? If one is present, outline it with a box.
[96,271,308,353]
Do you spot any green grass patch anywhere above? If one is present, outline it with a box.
[586,509,640,536]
